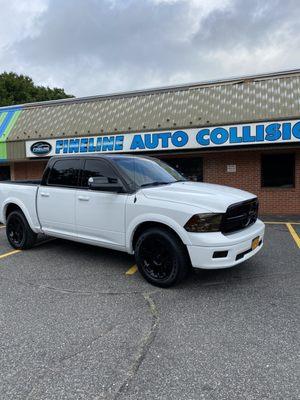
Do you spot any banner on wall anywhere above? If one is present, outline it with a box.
[0,106,22,160]
[25,119,300,158]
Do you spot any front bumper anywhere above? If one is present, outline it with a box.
[187,219,265,269]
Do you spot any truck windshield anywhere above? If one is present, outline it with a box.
[113,157,186,188]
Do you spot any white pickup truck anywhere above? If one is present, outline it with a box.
[0,155,265,287]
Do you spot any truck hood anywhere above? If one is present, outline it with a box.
[141,181,256,213]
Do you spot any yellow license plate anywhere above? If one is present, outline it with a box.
[252,237,260,250]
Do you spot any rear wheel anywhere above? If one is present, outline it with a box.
[6,211,37,250]
[134,227,190,288]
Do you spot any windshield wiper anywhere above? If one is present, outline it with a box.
[140,181,171,188]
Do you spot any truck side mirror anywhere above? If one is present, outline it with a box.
[88,176,123,192]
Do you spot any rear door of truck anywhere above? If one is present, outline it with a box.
[37,158,81,237]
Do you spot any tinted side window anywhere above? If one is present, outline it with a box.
[48,159,80,187]
[81,159,116,187]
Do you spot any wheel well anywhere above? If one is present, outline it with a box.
[132,221,186,252]
[5,203,23,220]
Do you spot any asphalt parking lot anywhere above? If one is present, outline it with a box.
[0,222,299,400]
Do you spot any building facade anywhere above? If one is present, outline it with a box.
[0,70,299,215]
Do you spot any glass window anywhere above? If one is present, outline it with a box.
[48,159,80,187]
[81,159,116,187]
[0,166,11,181]
[113,156,185,188]
[164,157,203,182]
[261,154,295,188]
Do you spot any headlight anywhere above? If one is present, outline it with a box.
[184,213,223,232]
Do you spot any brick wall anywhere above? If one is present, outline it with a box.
[11,161,47,181]
[9,149,300,215]
[203,148,300,215]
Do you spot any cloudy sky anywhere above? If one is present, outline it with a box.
[0,0,299,97]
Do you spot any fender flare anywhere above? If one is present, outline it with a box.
[2,199,40,233]
[126,213,192,253]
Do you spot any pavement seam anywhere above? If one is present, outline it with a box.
[0,277,147,296]
[113,291,159,399]
[58,328,115,363]
[23,328,114,400]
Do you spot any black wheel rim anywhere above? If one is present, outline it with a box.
[139,236,176,281]
[7,216,24,246]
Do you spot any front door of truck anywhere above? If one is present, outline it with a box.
[37,158,81,237]
[75,159,127,249]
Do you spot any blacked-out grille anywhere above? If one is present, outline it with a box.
[221,198,258,234]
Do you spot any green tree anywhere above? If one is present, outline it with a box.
[0,72,74,107]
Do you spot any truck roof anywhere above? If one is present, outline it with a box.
[49,153,155,161]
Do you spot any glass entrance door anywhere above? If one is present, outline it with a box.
[162,157,203,182]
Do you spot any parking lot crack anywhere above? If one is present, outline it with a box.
[1,277,145,295]
[113,291,159,399]
[59,328,114,363]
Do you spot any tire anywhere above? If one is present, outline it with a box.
[6,210,37,250]
[134,227,190,288]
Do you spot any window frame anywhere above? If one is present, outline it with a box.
[46,158,83,188]
[78,157,130,193]
[261,153,295,189]
[79,158,117,189]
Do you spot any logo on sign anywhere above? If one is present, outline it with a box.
[30,141,52,155]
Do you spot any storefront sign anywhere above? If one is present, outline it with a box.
[25,119,300,158]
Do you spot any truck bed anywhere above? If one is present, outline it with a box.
[0,181,41,229]
[0,180,41,185]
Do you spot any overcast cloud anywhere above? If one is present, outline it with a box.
[0,0,299,96]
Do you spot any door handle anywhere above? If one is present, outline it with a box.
[78,196,90,201]
[40,192,50,197]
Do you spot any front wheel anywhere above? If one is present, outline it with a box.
[6,211,37,250]
[134,227,190,288]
